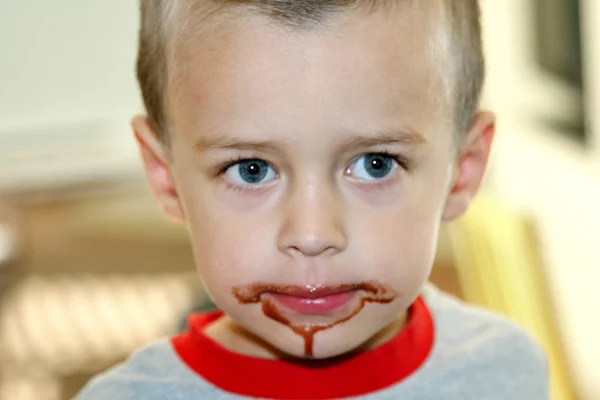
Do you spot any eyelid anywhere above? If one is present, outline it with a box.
[215,154,271,175]
[349,151,410,171]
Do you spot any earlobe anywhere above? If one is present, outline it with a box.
[442,111,496,221]
[132,115,186,223]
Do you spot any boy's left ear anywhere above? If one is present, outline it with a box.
[442,111,496,221]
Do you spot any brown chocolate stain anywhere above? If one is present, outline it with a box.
[232,281,398,357]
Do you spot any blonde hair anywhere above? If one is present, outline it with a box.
[136,0,484,143]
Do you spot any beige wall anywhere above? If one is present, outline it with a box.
[0,1,142,193]
[0,0,141,128]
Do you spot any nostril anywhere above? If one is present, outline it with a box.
[283,240,343,259]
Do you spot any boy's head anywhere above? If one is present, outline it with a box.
[134,0,494,359]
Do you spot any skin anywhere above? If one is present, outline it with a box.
[133,2,495,360]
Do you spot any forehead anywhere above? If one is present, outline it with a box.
[168,2,452,144]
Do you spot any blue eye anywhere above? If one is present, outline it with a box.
[348,154,398,181]
[225,159,277,185]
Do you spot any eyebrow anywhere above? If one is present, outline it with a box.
[337,128,427,152]
[193,127,427,154]
[194,135,285,153]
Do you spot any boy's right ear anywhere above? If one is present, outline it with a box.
[131,115,185,223]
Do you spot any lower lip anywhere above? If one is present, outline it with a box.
[267,291,357,314]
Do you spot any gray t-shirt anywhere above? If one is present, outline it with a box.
[76,285,548,399]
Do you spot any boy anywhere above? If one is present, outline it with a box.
[77,0,548,398]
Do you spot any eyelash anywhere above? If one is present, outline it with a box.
[369,150,409,171]
[215,151,410,193]
[217,154,265,175]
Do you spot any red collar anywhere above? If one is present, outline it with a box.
[172,296,434,399]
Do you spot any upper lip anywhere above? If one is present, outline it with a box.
[264,285,359,299]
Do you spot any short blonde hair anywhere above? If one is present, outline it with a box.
[136,0,484,143]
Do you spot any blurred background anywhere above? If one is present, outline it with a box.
[0,0,598,399]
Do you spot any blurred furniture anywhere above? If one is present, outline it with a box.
[446,195,578,400]
[0,189,205,400]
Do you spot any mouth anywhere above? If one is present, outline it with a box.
[233,281,397,316]
[266,290,359,315]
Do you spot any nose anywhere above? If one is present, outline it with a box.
[277,180,347,258]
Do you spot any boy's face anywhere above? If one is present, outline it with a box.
[136,2,494,359]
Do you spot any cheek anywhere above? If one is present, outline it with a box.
[352,196,442,295]
[185,206,274,301]
[378,223,436,276]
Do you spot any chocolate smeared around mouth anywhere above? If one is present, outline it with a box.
[232,281,399,357]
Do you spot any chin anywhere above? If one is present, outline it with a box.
[261,325,376,361]
[310,329,375,360]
